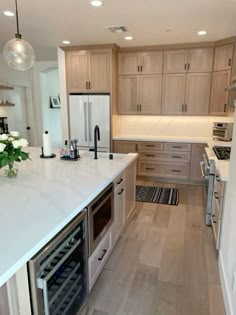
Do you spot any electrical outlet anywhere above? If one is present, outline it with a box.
[233,272,236,295]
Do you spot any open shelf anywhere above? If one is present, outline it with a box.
[0,85,13,90]
[0,103,15,106]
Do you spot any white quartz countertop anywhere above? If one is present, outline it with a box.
[0,148,137,287]
[205,140,231,181]
[113,135,210,143]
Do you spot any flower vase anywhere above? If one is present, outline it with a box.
[5,162,18,178]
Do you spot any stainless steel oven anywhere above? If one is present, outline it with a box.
[200,153,216,225]
[88,183,114,256]
[28,209,88,315]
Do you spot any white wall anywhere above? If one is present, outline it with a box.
[40,69,62,147]
[114,115,235,138]
[219,114,236,314]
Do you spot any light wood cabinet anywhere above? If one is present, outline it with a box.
[162,74,186,114]
[187,48,213,72]
[125,160,136,221]
[210,70,231,115]
[214,44,234,71]
[66,49,110,92]
[185,73,211,115]
[190,143,206,180]
[113,141,137,153]
[163,50,188,73]
[139,75,162,114]
[119,76,139,114]
[119,51,163,75]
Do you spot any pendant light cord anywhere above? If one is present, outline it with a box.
[15,0,21,38]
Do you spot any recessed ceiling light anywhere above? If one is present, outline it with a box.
[3,10,15,17]
[124,36,133,41]
[62,40,71,45]
[90,0,103,7]
[198,30,207,36]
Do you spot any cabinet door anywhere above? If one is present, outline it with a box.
[185,73,211,115]
[66,51,89,92]
[162,74,186,114]
[139,75,162,114]
[119,76,139,114]
[113,183,125,244]
[187,48,213,72]
[210,70,231,115]
[119,53,140,75]
[140,51,163,74]
[125,161,136,222]
[214,44,234,71]
[113,141,137,153]
[190,144,206,180]
[89,50,110,92]
[163,50,188,73]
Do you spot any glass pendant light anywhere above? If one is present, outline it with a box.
[3,0,35,71]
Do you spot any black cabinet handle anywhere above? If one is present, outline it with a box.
[146,154,155,157]
[145,167,155,170]
[182,104,184,112]
[98,249,107,261]
[172,146,182,149]
[140,65,143,72]
[26,126,31,130]
[171,169,181,172]
[89,81,91,89]
[86,81,88,89]
[229,59,232,67]
[116,178,124,185]
[138,66,140,72]
[139,104,142,112]
[184,64,187,70]
[146,145,155,147]
[172,156,181,158]
[224,104,227,112]
[188,63,190,70]
[118,188,124,195]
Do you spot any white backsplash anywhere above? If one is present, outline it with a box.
[114,115,235,138]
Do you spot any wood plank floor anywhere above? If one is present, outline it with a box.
[88,182,225,315]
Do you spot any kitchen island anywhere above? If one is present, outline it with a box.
[0,148,137,314]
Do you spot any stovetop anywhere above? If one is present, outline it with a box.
[213,146,231,160]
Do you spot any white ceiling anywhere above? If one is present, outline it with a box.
[0,0,236,61]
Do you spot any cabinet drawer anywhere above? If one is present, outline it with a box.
[139,150,190,163]
[138,161,190,179]
[138,142,163,150]
[113,172,125,191]
[164,143,191,151]
[89,231,111,290]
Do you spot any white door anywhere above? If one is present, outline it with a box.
[69,95,89,147]
[88,95,110,150]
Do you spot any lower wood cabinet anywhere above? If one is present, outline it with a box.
[113,141,137,154]
[190,143,206,180]
[125,160,136,221]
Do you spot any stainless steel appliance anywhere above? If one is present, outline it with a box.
[212,122,233,141]
[28,210,88,315]
[0,117,8,134]
[69,94,110,152]
[88,183,114,255]
[200,154,216,225]
[213,146,231,160]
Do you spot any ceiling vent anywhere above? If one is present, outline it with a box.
[106,25,128,33]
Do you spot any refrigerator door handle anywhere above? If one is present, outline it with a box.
[84,102,88,142]
[88,102,92,142]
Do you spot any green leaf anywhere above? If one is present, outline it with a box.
[20,151,29,160]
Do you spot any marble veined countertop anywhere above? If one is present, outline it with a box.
[0,148,137,287]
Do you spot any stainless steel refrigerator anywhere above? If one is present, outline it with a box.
[69,93,110,151]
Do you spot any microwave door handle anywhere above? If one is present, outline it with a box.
[202,154,208,167]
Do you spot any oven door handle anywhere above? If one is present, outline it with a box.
[200,161,205,179]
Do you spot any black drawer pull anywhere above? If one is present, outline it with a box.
[116,178,124,185]
[98,249,107,261]
[171,169,181,172]
[172,146,183,149]
[214,192,219,200]
[118,188,124,195]
[145,167,155,170]
[229,59,232,67]
[146,145,155,147]
[172,155,181,158]
[145,154,155,157]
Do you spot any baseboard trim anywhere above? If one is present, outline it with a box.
[218,250,234,315]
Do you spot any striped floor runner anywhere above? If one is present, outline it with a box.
[136,185,179,205]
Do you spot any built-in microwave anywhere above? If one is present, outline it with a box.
[212,122,233,141]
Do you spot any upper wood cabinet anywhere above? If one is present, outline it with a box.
[187,48,214,73]
[185,73,211,115]
[66,49,110,92]
[119,52,163,75]
[162,74,186,114]
[163,48,213,73]
[163,50,188,73]
[119,75,162,114]
[210,70,231,115]
[214,44,234,71]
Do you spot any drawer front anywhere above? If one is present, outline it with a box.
[139,150,191,163]
[113,171,125,190]
[138,142,164,151]
[89,231,111,290]
[164,143,191,152]
[138,161,190,179]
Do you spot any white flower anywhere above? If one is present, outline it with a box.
[0,143,6,152]
[18,138,28,148]
[8,137,14,141]
[0,134,8,141]
[12,140,21,149]
[10,131,19,138]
